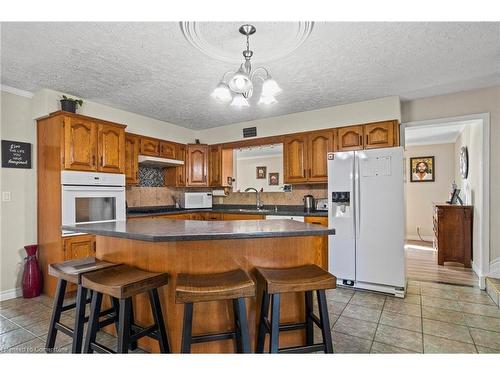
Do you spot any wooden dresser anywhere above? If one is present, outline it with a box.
[433,204,473,268]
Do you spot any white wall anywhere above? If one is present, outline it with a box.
[235,155,283,192]
[454,122,483,269]
[402,85,500,275]
[405,143,455,240]
[0,91,37,298]
[197,96,401,144]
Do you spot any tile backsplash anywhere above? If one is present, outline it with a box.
[127,183,328,208]
[138,166,165,187]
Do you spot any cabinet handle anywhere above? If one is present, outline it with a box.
[309,168,311,177]
[366,135,368,144]
[359,135,363,145]
[92,155,95,166]
[100,156,103,166]
[303,169,306,177]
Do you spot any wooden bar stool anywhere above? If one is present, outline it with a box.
[82,264,170,354]
[175,269,255,353]
[255,264,336,354]
[46,257,119,353]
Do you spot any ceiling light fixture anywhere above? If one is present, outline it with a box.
[211,24,282,108]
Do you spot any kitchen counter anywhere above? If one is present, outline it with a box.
[126,204,328,218]
[62,217,334,242]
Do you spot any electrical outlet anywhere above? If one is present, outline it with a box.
[2,191,11,202]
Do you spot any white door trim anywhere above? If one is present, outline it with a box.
[401,112,490,289]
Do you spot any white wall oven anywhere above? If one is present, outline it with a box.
[61,171,126,234]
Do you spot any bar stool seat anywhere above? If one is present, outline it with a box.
[175,269,255,353]
[46,257,120,354]
[82,264,170,354]
[255,264,336,294]
[82,264,169,299]
[176,269,255,303]
[255,264,336,354]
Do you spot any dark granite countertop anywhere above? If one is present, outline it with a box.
[62,218,334,242]
[126,204,328,218]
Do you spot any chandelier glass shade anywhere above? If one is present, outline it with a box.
[211,24,282,108]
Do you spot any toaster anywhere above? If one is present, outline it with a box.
[315,198,328,211]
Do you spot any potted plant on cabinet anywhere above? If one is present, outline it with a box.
[60,95,83,113]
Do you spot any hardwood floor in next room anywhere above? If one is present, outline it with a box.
[405,240,478,287]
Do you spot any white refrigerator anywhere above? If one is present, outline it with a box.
[327,147,405,297]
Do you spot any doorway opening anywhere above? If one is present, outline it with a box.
[401,114,490,288]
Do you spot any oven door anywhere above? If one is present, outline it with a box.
[62,185,126,234]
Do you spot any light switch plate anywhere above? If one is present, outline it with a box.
[2,191,11,202]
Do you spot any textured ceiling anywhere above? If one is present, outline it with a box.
[1,22,499,129]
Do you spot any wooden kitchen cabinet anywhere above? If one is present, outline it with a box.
[209,145,233,187]
[337,125,364,151]
[206,212,223,221]
[165,143,187,187]
[160,141,176,159]
[140,137,160,156]
[307,130,335,182]
[222,213,265,220]
[63,116,97,171]
[125,133,140,185]
[304,216,329,226]
[283,134,308,183]
[364,121,395,149]
[97,123,125,173]
[62,234,96,261]
[186,144,208,187]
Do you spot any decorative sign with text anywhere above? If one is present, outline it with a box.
[1,140,32,169]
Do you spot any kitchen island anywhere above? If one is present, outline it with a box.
[62,218,334,353]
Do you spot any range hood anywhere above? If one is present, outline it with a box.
[138,155,184,168]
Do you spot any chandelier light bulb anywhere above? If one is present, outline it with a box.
[230,93,250,108]
[258,94,277,105]
[211,82,232,102]
[262,78,282,97]
[228,67,253,94]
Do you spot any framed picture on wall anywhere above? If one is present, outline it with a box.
[256,166,266,179]
[410,156,435,182]
[269,173,279,186]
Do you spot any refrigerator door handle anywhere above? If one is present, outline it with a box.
[355,155,361,239]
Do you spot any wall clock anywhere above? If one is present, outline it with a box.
[460,146,469,179]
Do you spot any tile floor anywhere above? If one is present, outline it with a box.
[1,280,499,354]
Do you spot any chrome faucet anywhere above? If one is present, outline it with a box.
[245,187,264,209]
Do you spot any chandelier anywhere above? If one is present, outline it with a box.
[211,24,282,108]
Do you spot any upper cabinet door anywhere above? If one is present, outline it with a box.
[186,144,208,186]
[284,134,308,183]
[307,130,335,182]
[160,141,176,159]
[176,144,186,186]
[125,134,140,184]
[140,137,160,156]
[364,121,395,149]
[208,145,222,187]
[337,125,364,151]
[63,116,97,171]
[97,123,125,173]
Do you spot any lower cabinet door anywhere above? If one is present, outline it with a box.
[63,235,96,261]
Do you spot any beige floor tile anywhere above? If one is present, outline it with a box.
[10,307,52,326]
[379,311,422,332]
[3,337,46,354]
[374,324,423,353]
[457,293,495,306]
[332,331,372,353]
[0,328,37,351]
[333,316,378,340]
[0,319,19,335]
[387,294,421,305]
[459,302,500,318]
[423,334,477,353]
[463,313,500,333]
[476,345,499,353]
[406,285,421,295]
[422,318,473,344]
[421,306,467,325]
[370,341,418,353]
[421,287,459,300]
[326,288,354,304]
[25,319,51,337]
[419,282,459,291]
[341,303,381,323]
[383,299,421,317]
[422,295,462,311]
[469,328,500,350]
[407,280,421,287]
[349,292,386,310]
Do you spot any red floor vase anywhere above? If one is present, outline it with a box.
[22,244,43,298]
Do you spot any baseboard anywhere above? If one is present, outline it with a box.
[489,258,500,278]
[0,287,22,301]
[406,234,434,242]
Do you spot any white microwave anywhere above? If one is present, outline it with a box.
[61,171,126,234]
[180,192,213,209]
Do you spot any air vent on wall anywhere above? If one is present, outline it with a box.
[243,127,257,138]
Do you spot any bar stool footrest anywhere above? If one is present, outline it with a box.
[279,344,325,354]
[90,342,116,354]
[191,331,237,344]
[129,324,159,342]
[54,322,73,337]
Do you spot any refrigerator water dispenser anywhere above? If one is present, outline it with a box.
[331,191,351,215]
